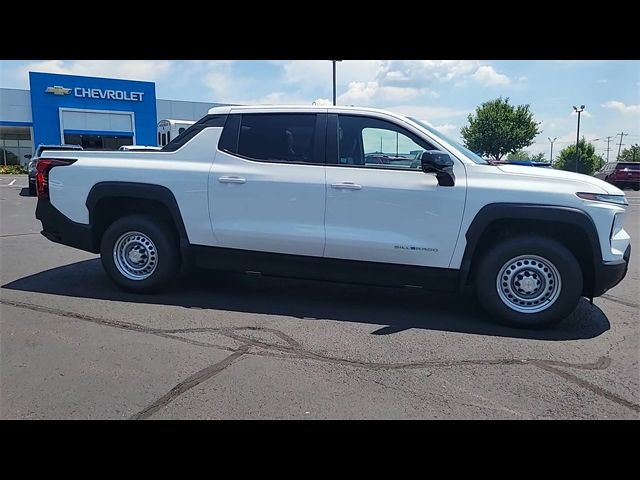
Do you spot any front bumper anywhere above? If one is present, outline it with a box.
[592,244,630,296]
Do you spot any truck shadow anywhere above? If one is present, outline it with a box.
[2,258,610,341]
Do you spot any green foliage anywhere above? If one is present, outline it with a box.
[530,152,546,162]
[618,144,640,162]
[506,150,529,160]
[460,97,541,162]
[0,165,27,174]
[554,138,599,175]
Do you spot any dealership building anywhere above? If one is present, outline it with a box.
[0,72,230,165]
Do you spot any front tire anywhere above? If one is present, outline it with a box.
[475,235,583,329]
[100,214,180,293]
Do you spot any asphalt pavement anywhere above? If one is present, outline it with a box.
[1,174,638,419]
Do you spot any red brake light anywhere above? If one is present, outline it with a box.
[36,158,77,199]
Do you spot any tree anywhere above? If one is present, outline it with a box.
[618,144,640,162]
[460,97,541,162]
[506,150,529,160]
[506,150,547,162]
[554,138,599,175]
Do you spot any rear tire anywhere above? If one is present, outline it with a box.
[100,214,180,293]
[29,183,36,196]
[475,235,583,329]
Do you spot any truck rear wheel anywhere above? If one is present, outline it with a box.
[100,214,180,293]
[474,235,583,329]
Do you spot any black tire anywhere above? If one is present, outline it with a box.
[100,214,180,293]
[475,235,583,329]
[29,183,36,196]
[633,185,639,191]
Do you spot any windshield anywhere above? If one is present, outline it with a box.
[407,117,489,165]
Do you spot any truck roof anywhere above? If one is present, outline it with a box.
[207,104,407,116]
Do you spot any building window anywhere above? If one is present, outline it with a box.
[0,126,33,166]
[63,134,133,150]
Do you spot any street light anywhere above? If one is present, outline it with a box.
[573,105,585,172]
[332,60,342,106]
[548,137,557,164]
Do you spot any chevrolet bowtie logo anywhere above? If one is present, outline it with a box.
[45,85,71,95]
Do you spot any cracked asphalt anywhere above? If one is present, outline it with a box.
[1,175,638,419]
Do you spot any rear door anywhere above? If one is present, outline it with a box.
[209,111,327,256]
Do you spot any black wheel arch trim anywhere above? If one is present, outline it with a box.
[459,203,603,292]
[86,182,190,260]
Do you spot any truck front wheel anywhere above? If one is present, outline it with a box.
[100,214,180,293]
[475,235,583,328]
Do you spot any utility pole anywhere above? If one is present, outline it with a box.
[573,105,585,172]
[616,132,628,160]
[548,137,557,164]
[603,136,613,164]
[331,60,342,106]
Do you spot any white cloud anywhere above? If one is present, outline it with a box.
[433,124,458,135]
[471,65,511,86]
[12,60,173,85]
[602,100,640,114]
[338,81,426,106]
[389,105,472,122]
[312,98,333,106]
[570,110,592,118]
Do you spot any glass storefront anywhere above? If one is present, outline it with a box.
[0,126,33,166]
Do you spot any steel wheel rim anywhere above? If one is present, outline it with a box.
[496,254,562,314]
[113,231,158,281]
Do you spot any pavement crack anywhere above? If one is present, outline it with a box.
[599,294,639,309]
[531,361,640,414]
[4,296,636,414]
[0,232,40,238]
[130,345,250,420]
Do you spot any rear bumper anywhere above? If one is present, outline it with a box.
[36,199,97,253]
[592,244,630,296]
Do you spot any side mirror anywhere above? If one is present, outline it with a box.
[421,150,456,187]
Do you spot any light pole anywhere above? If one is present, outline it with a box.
[573,105,585,172]
[548,137,557,164]
[332,60,342,106]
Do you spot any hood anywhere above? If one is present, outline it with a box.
[496,164,624,195]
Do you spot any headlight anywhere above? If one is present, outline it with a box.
[576,192,628,206]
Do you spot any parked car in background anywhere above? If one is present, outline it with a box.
[28,144,83,195]
[594,162,640,191]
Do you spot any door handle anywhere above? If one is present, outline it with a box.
[218,176,246,184]
[330,182,362,190]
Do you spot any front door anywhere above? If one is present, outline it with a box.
[324,113,466,268]
[209,112,326,257]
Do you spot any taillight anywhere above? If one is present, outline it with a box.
[36,158,76,199]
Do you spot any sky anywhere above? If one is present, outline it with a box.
[1,60,638,159]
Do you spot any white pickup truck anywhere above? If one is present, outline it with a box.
[35,105,631,328]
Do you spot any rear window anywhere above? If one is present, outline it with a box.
[616,163,640,170]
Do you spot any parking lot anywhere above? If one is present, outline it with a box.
[1,173,638,419]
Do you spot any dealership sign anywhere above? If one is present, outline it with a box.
[45,85,145,102]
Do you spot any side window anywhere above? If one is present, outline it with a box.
[335,115,433,170]
[237,114,318,163]
[178,127,186,134]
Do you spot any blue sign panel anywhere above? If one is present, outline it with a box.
[29,72,157,147]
